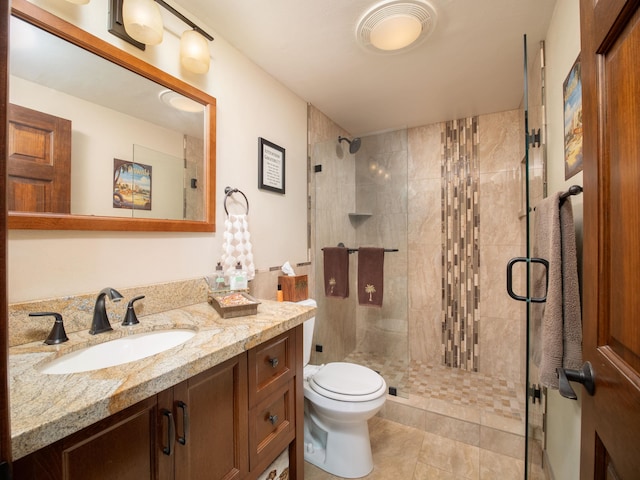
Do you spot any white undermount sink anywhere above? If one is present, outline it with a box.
[38,329,196,375]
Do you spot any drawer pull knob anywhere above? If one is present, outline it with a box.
[269,414,279,425]
[269,357,279,368]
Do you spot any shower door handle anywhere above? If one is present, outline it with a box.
[506,257,549,303]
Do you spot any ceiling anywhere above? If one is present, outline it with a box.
[182,0,557,136]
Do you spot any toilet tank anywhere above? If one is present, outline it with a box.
[296,298,317,366]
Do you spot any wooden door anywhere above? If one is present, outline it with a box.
[7,104,71,213]
[580,0,640,478]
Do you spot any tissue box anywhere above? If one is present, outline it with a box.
[278,275,308,302]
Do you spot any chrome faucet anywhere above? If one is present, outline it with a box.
[90,287,124,335]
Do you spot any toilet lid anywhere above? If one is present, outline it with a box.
[309,362,384,399]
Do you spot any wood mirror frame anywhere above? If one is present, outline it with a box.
[8,0,216,232]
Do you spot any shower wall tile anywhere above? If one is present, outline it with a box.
[408,243,442,364]
[408,122,444,367]
[478,244,522,321]
[408,178,441,245]
[409,123,442,180]
[479,170,525,247]
[478,109,522,174]
[478,315,523,384]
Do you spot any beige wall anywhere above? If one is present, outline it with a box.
[542,0,583,479]
[8,0,308,303]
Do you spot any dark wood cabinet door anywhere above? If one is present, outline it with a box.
[13,397,160,480]
[173,355,249,480]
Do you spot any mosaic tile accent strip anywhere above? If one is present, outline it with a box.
[441,117,480,371]
[344,350,524,422]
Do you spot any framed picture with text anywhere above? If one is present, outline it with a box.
[258,137,285,194]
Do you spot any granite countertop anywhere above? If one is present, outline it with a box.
[8,299,315,460]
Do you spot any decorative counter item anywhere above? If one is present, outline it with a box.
[278,274,308,302]
[208,291,260,318]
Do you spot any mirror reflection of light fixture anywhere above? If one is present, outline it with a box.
[122,0,163,45]
[109,0,214,74]
[180,29,210,74]
[159,90,205,113]
[65,0,91,5]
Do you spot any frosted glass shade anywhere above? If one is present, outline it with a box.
[369,14,422,51]
[123,0,164,46]
[180,30,210,74]
[65,0,90,4]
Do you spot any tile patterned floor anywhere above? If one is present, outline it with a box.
[343,352,525,422]
[304,416,547,480]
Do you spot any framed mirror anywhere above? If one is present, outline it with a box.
[8,0,216,232]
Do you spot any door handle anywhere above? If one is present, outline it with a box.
[557,362,595,400]
[177,400,189,445]
[506,257,549,303]
[161,409,175,456]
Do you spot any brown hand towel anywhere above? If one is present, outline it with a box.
[323,247,349,298]
[532,193,582,389]
[358,247,384,307]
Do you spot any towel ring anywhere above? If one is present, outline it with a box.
[224,186,249,215]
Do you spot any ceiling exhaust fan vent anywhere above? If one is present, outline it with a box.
[357,0,437,54]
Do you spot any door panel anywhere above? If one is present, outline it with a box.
[580,0,640,478]
[7,104,71,213]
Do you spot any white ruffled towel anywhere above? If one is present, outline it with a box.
[221,213,255,280]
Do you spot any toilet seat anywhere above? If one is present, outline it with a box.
[308,362,385,402]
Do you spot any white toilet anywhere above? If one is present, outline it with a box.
[298,299,387,478]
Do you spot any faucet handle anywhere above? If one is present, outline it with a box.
[30,312,69,345]
[122,295,145,326]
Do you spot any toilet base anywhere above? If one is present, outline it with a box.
[303,403,374,478]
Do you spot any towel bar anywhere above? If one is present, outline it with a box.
[322,243,399,254]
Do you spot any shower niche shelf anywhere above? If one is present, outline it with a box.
[348,212,372,227]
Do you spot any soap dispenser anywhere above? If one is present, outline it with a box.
[214,262,226,291]
[229,262,248,290]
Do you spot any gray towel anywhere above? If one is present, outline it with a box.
[532,192,582,389]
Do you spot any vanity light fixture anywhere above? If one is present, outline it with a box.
[64,0,91,4]
[108,0,214,74]
[180,29,210,74]
[123,0,164,45]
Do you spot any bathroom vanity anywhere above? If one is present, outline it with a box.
[8,299,313,480]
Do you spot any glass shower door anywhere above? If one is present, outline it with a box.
[506,35,547,480]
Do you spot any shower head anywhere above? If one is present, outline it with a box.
[338,136,361,154]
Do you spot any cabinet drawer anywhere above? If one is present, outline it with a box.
[249,379,295,471]
[248,329,295,404]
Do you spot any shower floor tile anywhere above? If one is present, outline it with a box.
[344,351,525,423]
